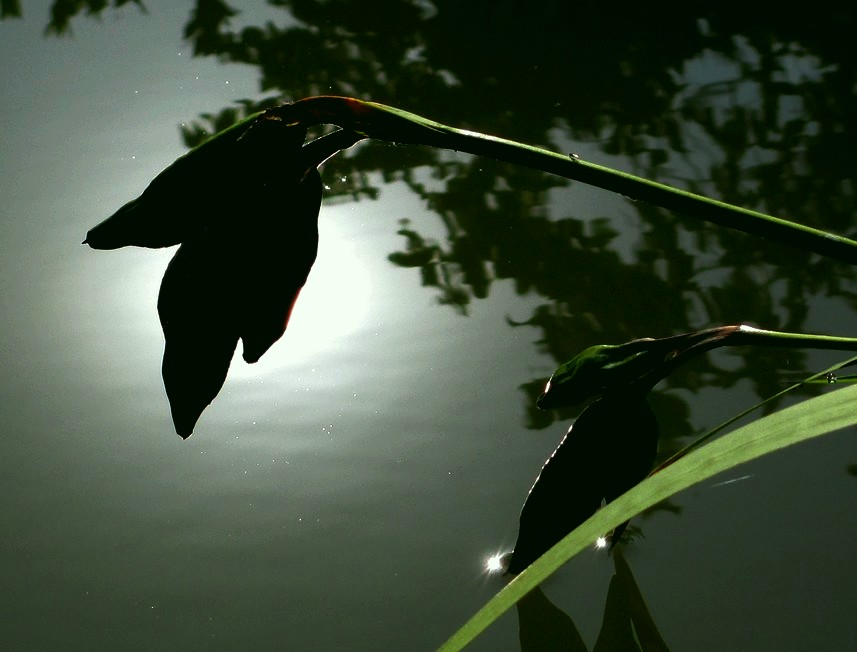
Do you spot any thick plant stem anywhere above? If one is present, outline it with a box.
[268,96,857,265]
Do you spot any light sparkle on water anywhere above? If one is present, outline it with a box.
[484,553,506,574]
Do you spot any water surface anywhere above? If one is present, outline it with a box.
[2,3,856,650]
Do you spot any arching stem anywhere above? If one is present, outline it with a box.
[266,96,857,265]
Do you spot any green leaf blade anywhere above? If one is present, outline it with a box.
[438,384,857,652]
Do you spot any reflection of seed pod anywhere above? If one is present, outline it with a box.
[517,586,588,652]
[157,235,240,438]
[507,394,658,574]
[84,114,307,250]
[238,168,323,364]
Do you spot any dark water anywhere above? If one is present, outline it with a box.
[2,2,856,650]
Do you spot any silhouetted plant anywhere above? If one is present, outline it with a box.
[18,3,854,647]
[15,1,854,446]
[504,323,857,572]
[85,98,857,438]
[85,112,362,436]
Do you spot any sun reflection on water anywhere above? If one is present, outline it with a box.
[484,553,505,574]
[227,205,373,379]
[483,551,514,576]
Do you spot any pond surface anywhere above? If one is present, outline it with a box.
[2,2,856,650]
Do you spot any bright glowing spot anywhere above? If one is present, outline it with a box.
[283,214,372,357]
[227,207,372,377]
[484,553,505,574]
[594,536,608,549]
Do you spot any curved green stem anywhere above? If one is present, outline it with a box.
[650,327,857,475]
[654,324,857,382]
[729,325,857,350]
[640,324,857,395]
[652,353,857,474]
[537,324,857,410]
[267,96,857,265]
[656,324,857,381]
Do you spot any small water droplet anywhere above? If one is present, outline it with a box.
[826,372,837,384]
[569,152,581,160]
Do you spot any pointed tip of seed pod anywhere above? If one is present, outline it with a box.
[170,407,200,440]
[169,400,206,439]
[241,340,270,364]
[85,196,188,250]
[242,350,261,364]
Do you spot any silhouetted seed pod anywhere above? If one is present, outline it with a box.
[155,161,324,434]
[157,234,241,438]
[237,167,323,364]
[83,114,307,250]
[536,327,742,411]
[89,112,361,437]
[506,394,659,574]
